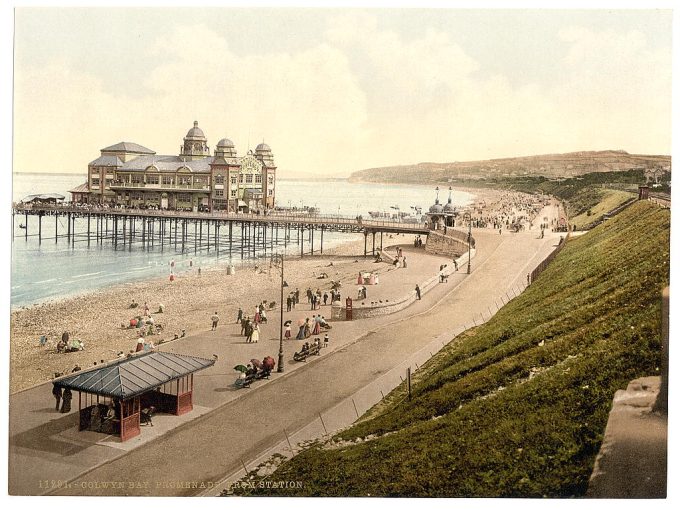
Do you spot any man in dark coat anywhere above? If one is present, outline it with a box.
[52,381,62,411]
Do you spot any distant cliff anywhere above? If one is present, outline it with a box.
[349,150,671,184]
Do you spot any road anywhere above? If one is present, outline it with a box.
[40,226,561,496]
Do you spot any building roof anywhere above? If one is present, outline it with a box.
[255,142,271,152]
[217,138,235,148]
[21,193,66,203]
[89,154,123,167]
[69,182,89,194]
[119,155,214,173]
[185,121,206,140]
[52,351,216,399]
[101,142,156,154]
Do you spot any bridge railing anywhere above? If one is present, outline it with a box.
[12,203,429,230]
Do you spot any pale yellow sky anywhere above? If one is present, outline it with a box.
[11,7,673,177]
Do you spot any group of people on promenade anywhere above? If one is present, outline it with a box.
[462,191,546,231]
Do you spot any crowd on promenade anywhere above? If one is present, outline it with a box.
[462,191,548,231]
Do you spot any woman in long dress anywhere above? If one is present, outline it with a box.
[285,324,292,339]
[312,316,321,335]
[251,323,260,343]
[303,318,311,338]
[296,323,305,340]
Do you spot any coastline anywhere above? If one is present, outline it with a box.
[10,232,402,392]
[10,186,502,393]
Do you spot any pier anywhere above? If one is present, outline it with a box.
[12,204,430,259]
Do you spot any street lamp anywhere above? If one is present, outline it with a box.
[464,212,472,274]
[271,254,288,372]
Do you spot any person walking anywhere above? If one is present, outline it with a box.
[251,323,260,343]
[415,284,421,300]
[312,315,321,335]
[285,323,292,339]
[295,288,300,305]
[324,333,329,348]
[237,307,243,323]
[52,382,62,411]
[454,260,458,271]
[61,388,72,413]
[286,296,292,312]
[211,311,219,331]
[245,319,253,343]
[323,292,329,306]
[240,316,247,336]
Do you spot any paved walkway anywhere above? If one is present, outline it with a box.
[9,228,563,495]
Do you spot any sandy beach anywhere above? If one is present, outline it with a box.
[9,232,411,393]
[8,187,546,394]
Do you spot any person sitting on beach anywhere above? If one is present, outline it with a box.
[157,304,164,313]
[56,338,67,353]
[135,337,145,352]
[130,299,138,309]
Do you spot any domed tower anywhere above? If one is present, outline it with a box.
[215,138,237,159]
[254,142,275,167]
[442,187,456,227]
[427,186,444,230]
[254,141,276,209]
[210,137,241,212]
[180,121,210,160]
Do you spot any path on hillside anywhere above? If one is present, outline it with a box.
[14,229,562,496]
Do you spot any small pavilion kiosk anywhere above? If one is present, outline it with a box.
[52,351,215,442]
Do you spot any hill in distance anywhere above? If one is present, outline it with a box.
[349,150,671,184]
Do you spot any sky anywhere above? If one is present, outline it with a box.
[10,7,674,178]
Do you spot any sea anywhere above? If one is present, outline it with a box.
[10,173,474,308]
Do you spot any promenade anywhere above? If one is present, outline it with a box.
[9,206,563,495]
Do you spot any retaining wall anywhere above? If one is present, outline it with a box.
[425,230,469,258]
[331,250,474,321]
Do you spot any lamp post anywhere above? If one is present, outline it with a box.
[465,212,472,274]
[271,254,288,372]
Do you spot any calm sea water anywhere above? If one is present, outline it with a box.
[11,173,473,307]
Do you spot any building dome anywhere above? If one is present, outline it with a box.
[217,138,235,148]
[443,202,455,213]
[429,201,444,214]
[255,142,271,152]
[185,121,206,140]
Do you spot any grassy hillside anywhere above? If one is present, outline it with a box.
[569,190,635,229]
[243,201,669,497]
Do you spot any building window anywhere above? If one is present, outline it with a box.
[177,193,191,202]
[215,175,224,184]
[146,175,159,184]
[215,190,224,197]
[92,178,100,186]
[268,176,273,184]
[179,176,191,185]
[231,176,237,185]
[131,175,142,184]
[268,189,273,196]
[230,189,237,197]
[239,174,244,183]
[105,179,113,187]
[246,174,253,184]
[255,174,262,184]
[162,176,173,185]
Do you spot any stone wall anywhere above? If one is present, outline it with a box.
[425,230,469,258]
[331,249,475,321]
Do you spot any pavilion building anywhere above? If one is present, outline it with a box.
[71,121,277,213]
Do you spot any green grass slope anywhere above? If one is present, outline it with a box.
[245,201,670,497]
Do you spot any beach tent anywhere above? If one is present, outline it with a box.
[52,351,215,441]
